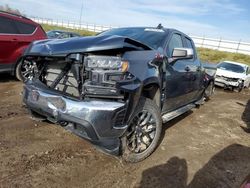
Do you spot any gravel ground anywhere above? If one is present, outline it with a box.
[0,74,250,188]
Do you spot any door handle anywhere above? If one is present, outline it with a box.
[185,66,191,72]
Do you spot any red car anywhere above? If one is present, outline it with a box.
[0,11,47,80]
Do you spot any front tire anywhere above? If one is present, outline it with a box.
[234,82,244,92]
[122,97,162,163]
[244,82,250,89]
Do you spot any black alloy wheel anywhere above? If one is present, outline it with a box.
[126,110,157,153]
[16,60,35,81]
[122,97,162,163]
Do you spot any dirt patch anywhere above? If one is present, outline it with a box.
[0,79,250,188]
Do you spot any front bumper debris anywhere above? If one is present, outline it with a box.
[23,80,128,155]
[215,77,241,88]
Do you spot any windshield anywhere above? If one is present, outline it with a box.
[99,28,167,49]
[217,62,246,73]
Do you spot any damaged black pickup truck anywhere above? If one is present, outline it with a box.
[22,26,214,162]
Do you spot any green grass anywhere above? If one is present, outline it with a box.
[197,47,250,66]
[40,23,250,66]
[41,23,96,36]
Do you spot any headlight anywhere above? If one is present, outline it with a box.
[85,55,129,72]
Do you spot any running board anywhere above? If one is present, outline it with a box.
[162,104,196,123]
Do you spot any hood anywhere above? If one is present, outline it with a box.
[216,68,246,79]
[24,35,152,56]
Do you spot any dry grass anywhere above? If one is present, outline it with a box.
[197,47,250,66]
[41,23,96,36]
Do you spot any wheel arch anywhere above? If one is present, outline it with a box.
[11,45,27,76]
[12,56,24,76]
[141,82,161,108]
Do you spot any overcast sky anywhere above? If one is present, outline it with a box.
[1,0,250,42]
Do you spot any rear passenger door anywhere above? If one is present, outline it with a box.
[183,37,203,102]
[12,19,37,49]
[0,15,37,67]
[0,16,19,65]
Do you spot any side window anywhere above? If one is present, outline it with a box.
[247,67,250,75]
[185,37,196,60]
[59,33,70,38]
[185,37,193,49]
[14,20,36,34]
[167,33,183,57]
[72,34,79,37]
[0,16,19,34]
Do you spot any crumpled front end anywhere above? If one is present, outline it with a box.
[21,35,156,155]
[21,34,162,155]
[23,79,128,155]
[215,75,243,88]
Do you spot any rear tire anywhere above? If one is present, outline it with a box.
[122,97,162,163]
[15,59,35,82]
[204,81,215,100]
[15,60,24,81]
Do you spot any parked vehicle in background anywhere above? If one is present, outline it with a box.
[46,30,81,39]
[215,61,250,92]
[22,26,214,162]
[0,11,47,81]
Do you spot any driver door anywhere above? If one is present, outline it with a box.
[162,33,197,113]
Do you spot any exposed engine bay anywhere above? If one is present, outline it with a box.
[25,53,134,101]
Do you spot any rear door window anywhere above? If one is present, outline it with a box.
[14,21,36,34]
[185,37,193,49]
[185,37,196,60]
[0,16,19,34]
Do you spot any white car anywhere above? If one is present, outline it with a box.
[215,61,250,92]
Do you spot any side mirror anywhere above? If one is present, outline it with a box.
[169,48,194,63]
